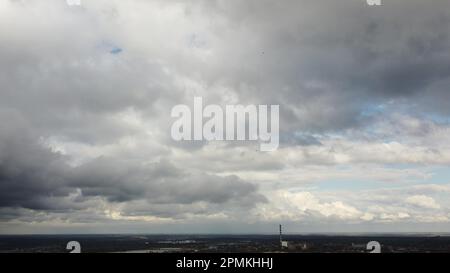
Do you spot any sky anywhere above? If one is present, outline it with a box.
[1,0,450,234]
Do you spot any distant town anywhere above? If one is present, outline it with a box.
[1,233,450,253]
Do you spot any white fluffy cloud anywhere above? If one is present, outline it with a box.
[405,195,440,209]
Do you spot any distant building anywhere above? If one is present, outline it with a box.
[279,224,289,249]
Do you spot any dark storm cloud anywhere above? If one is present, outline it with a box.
[70,157,266,205]
[0,124,265,214]
[0,110,72,210]
[0,107,265,214]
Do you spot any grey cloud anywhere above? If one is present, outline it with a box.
[71,157,266,205]
[192,0,450,132]
[0,121,266,216]
[0,112,72,210]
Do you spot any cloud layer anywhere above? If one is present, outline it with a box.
[1,0,450,233]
